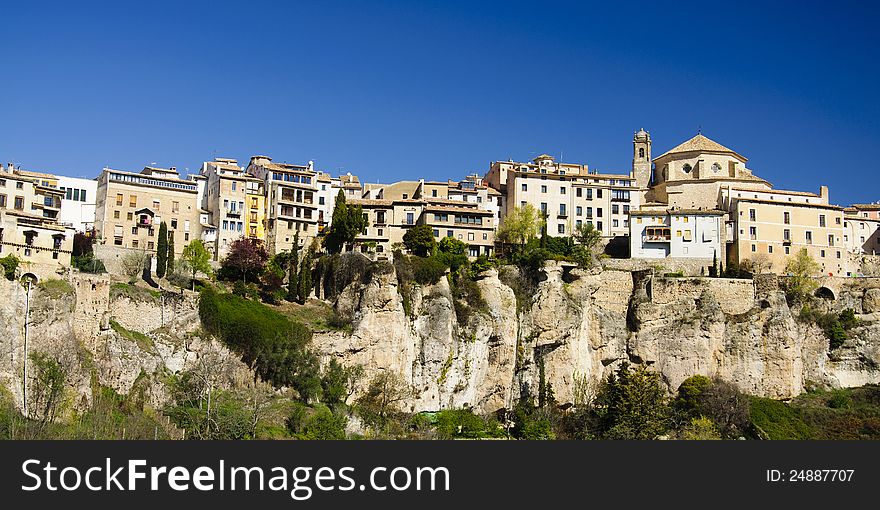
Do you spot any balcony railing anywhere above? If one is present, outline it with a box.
[643,235,671,242]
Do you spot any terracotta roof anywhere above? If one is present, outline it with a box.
[347,198,392,207]
[735,198,842,211]
[850,203,880,211]
[655,134,747,162]
[629,208,725,216]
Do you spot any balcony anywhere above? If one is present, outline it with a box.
[643,235,671,242]
[226,208,242,217]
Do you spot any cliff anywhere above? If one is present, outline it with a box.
[3,260,880,417]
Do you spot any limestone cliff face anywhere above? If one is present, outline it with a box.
[4,262,880,417]
[0,276,245,415]
[317,262,880,414]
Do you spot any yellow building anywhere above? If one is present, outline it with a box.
[246,156,318,255]
[201,158,266,260]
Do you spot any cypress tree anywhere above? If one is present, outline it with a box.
[287,231,300,301]
[156,221,168,278]
[297,240,315,303]
[167,230,175,274]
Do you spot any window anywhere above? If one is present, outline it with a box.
[558,224,565,234]
[172,201,179,213]
[819,214,826,227]
[837,251,841,259]
[586,189,593,200]
[433,229,439,237]
[682,163,692,173]
[171,219,178,229]
[113,210,120,219]
[114,237,123,246]
[132,240,139,248]
[131,226,138,235]
[540,202,547,213]
[784,211,790,224]
[576,188,582,198]
[711,162,721,173]
[612,204,619,215]
[751,244,756,252]
[785,246,790,254]
[559,204,566,216]
[129,195,137,207]
[16,182,23,189]
[613,219,619,227]
[406,212,414,225]
[153,200,160,210]
[749,226,756,240]
[597,221,602,230]
[639,148,645,158]
[749,209,756,221]
[820,250,826,258]
[0,194,5,207]
[147,241,154,250]
[828,234,834,247]
[116,194,123,206]
[432,189,437,197]
[127,212,133,221]
[468,232,474,241]
[14,196,24,210]
[521,183,527,192]
[541,185,547,193]
[783,229,791,241]
[447,230,453,238]
[560,187,566,195]
[597,207,603,217]
[576,206,582,216]
[231,182,237,192]
[769,245,773,253]
[377,211,386,224]
[483,233,488,240]
[596,189,602,199]
[586,207,593,218]
[805,231,813,244]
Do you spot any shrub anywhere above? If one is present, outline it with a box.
[199,288,320,399]
[403,224,437,257]
[286,403,347,440]
[593,363,670,440]
[72,254,106,273]
[749,397,812,439]
[37,279,75,299]
[0,254,20,280]
[435,409,501,439]
[410,255,447,285]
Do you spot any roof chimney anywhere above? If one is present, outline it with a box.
[819,185,829,202]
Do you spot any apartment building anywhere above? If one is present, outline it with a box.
[843,205,880,256]
[484,153,639,239]
[94,165,201,260]
[57,175,97,232]
[629,207,724,261]
[0,162,74,274]
[201,158,266,259]
[246,156,318,254]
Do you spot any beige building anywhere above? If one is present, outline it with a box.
[94,165,201,261]
[485,152,640,240]
[246,156,318,254]
[630,131,851,275]
[201,158,266,260]
[843,205,880,256]
[0,163,74,276]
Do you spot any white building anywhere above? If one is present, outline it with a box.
[57,175,97,232]
[629,208,725,262]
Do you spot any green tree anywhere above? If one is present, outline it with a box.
[286,403,347,440]
[167,231,175,274]
[297,239,317,303]
[593,363,670,439]
[181,240,212,291]
[403,224,437,257]
[28,352,67,430]
[325,191,368,254]
[321,360,364,406]
[288,232,300,301]
[355,372,412,436]
[785,248,820,302]
[679,416,721,440]
[571,221,602,267]
[496,203,542,250]
[156,221,169,278]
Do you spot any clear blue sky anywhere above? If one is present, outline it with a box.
[1,1,878,205]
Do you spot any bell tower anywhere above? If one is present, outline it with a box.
[632,128,652,189]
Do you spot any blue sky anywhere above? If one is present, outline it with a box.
[1,1,878,205]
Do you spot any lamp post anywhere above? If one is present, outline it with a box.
[22,275,32,418]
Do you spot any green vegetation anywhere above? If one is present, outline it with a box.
[37,278,75,299]
[402,224,437,257]
[324,190,368,254]
[0,254,20,280]
[799,307,861,350]
[110,282,161,302]
[199,287,322,400]
[435,409,504,439]
[220,237,269,283]
[286,403,347,440]
[274,299,353,333]
[789,385,880,440]
[673,375,751,438]
[750,396,813,440]
[181,239,212,291]
[496,203,542,250]
[109,319,154,352]
[72,254,106,273]
[355,371,413,437]
[784,248,820,303]
[156,221,169,278]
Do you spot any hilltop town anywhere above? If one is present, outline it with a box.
[2,129,879,281]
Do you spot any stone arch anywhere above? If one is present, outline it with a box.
[815,286,836,300]
[20,272,39,285]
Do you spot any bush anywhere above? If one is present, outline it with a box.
[510,399,554,440]
[0,255,20,280]
[199,287,320,399]
[72,254,106,273]
[403,224,437,257]
[749,397,812,439]
[410,255,448,285]
[593,363,670,440]
[286,403,347,440]
[435,409,502,439]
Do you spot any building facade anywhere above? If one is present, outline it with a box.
[246,156,318,254]
[484,153,640,240]
[57,175,97,232]
[0,162,74,276]
[94,166,202,262]
[201,158,266,260]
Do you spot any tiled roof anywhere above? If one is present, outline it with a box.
[655,134,747,161]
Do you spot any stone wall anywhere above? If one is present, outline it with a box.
[650,276,755,315]
[603,256,715,277]
[109,288,200,335]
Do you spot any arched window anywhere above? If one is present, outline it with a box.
[638,148,645,158]
[682,163,692,173]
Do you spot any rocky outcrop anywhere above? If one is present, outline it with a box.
[317,262,880,414]
[5,260,880,418]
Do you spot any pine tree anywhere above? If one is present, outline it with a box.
[156,221,168,278]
